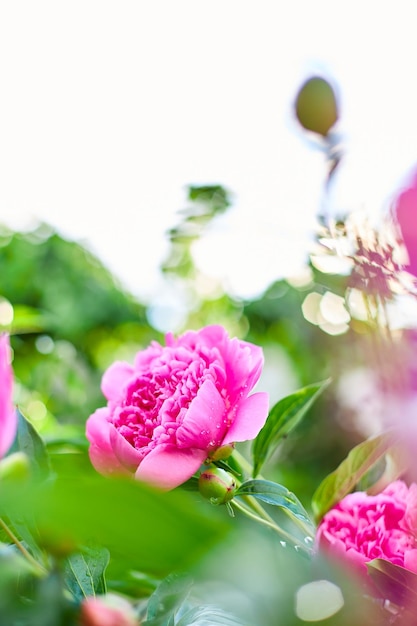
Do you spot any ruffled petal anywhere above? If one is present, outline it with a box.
[101,361,135,403]
[109,425,143,471]
[222,338,264,403]
[176,379,226,449]
[135,445,207,490]
[86,409,128,475]
[222,392,269,445]
[404,548,417,573]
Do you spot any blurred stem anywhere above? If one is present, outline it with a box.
[233,496,311,556]
[362,290,408,394]
[0,517,46,576]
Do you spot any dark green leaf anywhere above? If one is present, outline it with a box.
[252,380,330,477]
[5,516,45,565]
[145,572,193,626]
[311,432,396,522]
[236,479,315,534]
[64,546,110,601]
[8,409,50,480]
[0,544,35,582]
[367,559,417,605]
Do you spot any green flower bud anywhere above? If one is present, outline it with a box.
[295,76,338,137]
[198,467,236,505]
[207,443,235,462]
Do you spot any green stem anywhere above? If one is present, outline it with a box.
[230,449,314,552]
[231,498,288,537]
[0,517,46,576]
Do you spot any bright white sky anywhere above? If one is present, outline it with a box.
[1,1,417,305]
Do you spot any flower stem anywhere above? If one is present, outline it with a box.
[230,448,314,554]
[231,498,310,556]
[0,516,46,575]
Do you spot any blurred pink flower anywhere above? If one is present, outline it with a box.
[86,325,269,490]
[316,480,417,573]
[0,333,17,458]
[80,595,138,626]
[394,171,417,277]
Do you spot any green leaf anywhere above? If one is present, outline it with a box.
[252,380,330,477]
[311,432,396,522]
[8,409,50,481]
[0,468,230,580]
[0,544,36,582]
[64,546,110,601]
[5,517,45,565]
[175,606,246,625]
[367,559,417,606]
[145,572,193,626]
[236,479,315,534]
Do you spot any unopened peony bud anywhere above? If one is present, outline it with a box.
[80,594,138,626]
[295,76,338,137]
[198,467,236,505]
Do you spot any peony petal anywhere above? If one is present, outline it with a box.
[405,548,417,573]
[222,391,269,445]
[0,333,17,458]
[109,425,143,472]
[101,361,135,403]
[222,338,264,402]
[86,409,128,475]
[395,174,417,276]
[135,445,207,490]
[176,379,226,450]
[196,324,228,348]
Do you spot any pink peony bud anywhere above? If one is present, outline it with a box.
[0,333,17,459]
[79,594,138,626]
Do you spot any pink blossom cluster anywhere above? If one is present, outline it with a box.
[316,480,417,573]
[86,325,269,490]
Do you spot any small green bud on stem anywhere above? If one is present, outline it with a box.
[295,76,339,137]
[198,467,237,505]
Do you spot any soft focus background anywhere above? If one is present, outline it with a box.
[1,1,417,502]
[1,1,417,303]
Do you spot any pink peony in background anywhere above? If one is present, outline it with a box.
[80,595,138,626]
[86,325,269,490]
[394,169,417,278]
[316,480,417,573]
[0,333,17,459]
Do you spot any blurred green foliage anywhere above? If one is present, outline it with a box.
[0,224,159,436]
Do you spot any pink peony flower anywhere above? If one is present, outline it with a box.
[80,595,138,626]
[394,170,417,277]
[316,480,417,574]
[0,333,17,458]
[86,325,269,490]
